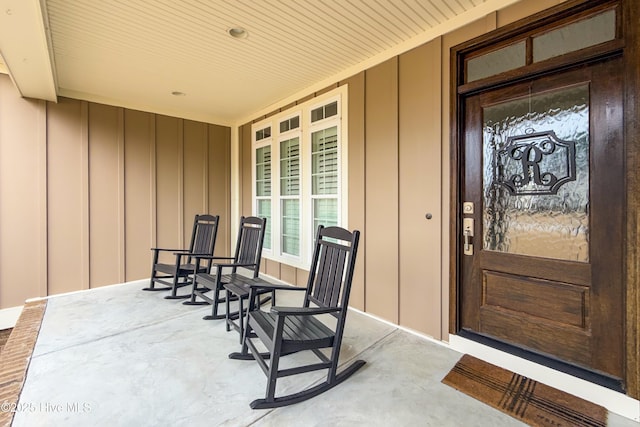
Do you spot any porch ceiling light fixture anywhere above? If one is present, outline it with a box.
[228,27,248,39]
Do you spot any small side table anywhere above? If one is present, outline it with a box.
[223,278,273,343]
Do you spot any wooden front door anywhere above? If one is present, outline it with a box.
[458,57,625,390]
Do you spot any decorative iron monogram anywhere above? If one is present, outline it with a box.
[495,130,576,195]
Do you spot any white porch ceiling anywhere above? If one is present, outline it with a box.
[0,0,522,126]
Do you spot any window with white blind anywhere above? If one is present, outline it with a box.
[311,126,338,231]
[255,131,272,250]
[280,132,301,257]
[252,87,348,268]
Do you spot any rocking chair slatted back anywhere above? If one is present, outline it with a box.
[191,220,217,256]
[306,229,355,316]
[233,216,266,276]
[187,214,219,268]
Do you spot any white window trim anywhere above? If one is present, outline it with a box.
[251,85,348,269]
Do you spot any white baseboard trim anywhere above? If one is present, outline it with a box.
[449,334,640,422]
[0,306,24,329]
[347,306,451,350]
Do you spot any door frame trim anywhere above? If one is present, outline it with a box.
[448,0,639,398]
[622,0,639,400]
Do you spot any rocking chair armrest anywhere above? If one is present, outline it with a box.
[150,247,189,253]
[270,306,341,316]
[190,255,235,260]
[191,256,235,270]
[249,283,306,292]
[245,282,302,302]
[213,262,257,269]
[172,251,211,257]
[247,283,306,301]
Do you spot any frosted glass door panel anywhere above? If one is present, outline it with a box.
[482,84,589,262]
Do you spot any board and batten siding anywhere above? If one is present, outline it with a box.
[0,79,231,308]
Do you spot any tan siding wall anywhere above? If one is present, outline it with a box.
[88,104,124,288]
[47,98,87,294]
[280,264,297,286]
[265,259,280,279]
[0,78,46,307]
[124,109,154,281]
[0,81,231,308]
[155,116,182,263]
[399,40,442,337]
[365,58,400,323]
[209,125,231,256]
[237,1,564,340]
[183,121,208,243]
[295,268,309,287]
[498,0,566,26]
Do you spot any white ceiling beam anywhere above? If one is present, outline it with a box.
[0,0,57,101]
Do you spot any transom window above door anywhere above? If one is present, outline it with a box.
[463,4,621,87]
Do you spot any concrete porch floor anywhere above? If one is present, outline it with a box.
[12,281,639,427]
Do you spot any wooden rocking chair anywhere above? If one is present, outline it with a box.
[229,225,363,409]
[142,214,219,299]
[184,216,269,321]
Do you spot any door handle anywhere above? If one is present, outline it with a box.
[463,218,474,255]
[463,229,472,252]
